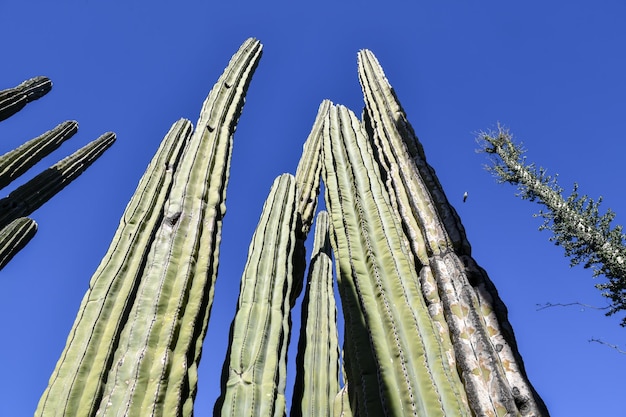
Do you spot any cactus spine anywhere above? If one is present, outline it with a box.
[36,38,262,416]
[291,210,341,417]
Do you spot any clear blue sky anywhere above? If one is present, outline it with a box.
[1,2,625,416]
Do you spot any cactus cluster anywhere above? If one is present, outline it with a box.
[36,38,548,416]
[0,77,115,270]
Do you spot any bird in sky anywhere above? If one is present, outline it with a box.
[463,191,468,203]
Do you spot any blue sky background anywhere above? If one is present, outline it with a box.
[1,2,625,415]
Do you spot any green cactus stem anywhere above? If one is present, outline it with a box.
[0,131,115,230]
[321,102,471,416]
[0,216,37,270]
[294,101,329,237]
[0,76,52,121]
[215,173,297,417]
[36,38,262,417]
[36,119,193,416]
[357,49,548,416]
[291,210,341,417]
[333,385,352,417]
[290,100,329,305]
[0,120,79,191]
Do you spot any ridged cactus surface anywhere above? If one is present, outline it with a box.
[0,131,115,230]
[36,38,262,417]
[0,76,114,270]
[0,76,52,121]
[0,120,78,191]
[321,102,471,416]
[17,39,549,417]
[0,217,37,269]
[215,173,297,417]
[357,49,548,416]
[291,210,340,417]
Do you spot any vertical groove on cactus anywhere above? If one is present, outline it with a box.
[291,210,340,417]
[0,120,79,191]
[0,76,52,121]
[357,49,548,416]
[36,38,262,417]
[0,216,37,269]
[0,131,115,230]
[321,103,471,416]
[215,173,297,417]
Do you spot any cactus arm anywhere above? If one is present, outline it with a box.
[215,173,297,417]
[322,103,473,416]
[291,210,340,417]
[0,121,79,191]
[35,119,192,416]
[0,216,37,270]
[358,50,548,416]
[95,38,262,416]
[0,131,115,229]
[0,76,52,121]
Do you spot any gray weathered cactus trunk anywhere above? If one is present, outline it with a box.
[356,49,548,416]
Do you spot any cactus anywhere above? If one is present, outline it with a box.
[0,217,37,269]
[0,120,78,191]
[25,40,548,417]
[0,131,115,229]
[290,100,330,305]
[214,173,298,417]
[0,76,52,121]
[0,77,113,270]
[36,38,262,416]
[357,49,548,416]
[291,210,341,417]
[321,102,471,416]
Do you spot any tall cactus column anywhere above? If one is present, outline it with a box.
[214,174,298,417]
[36,38,262,417]
[321,103,471,416]
[291,210,341,417]
[357,49,548,416]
